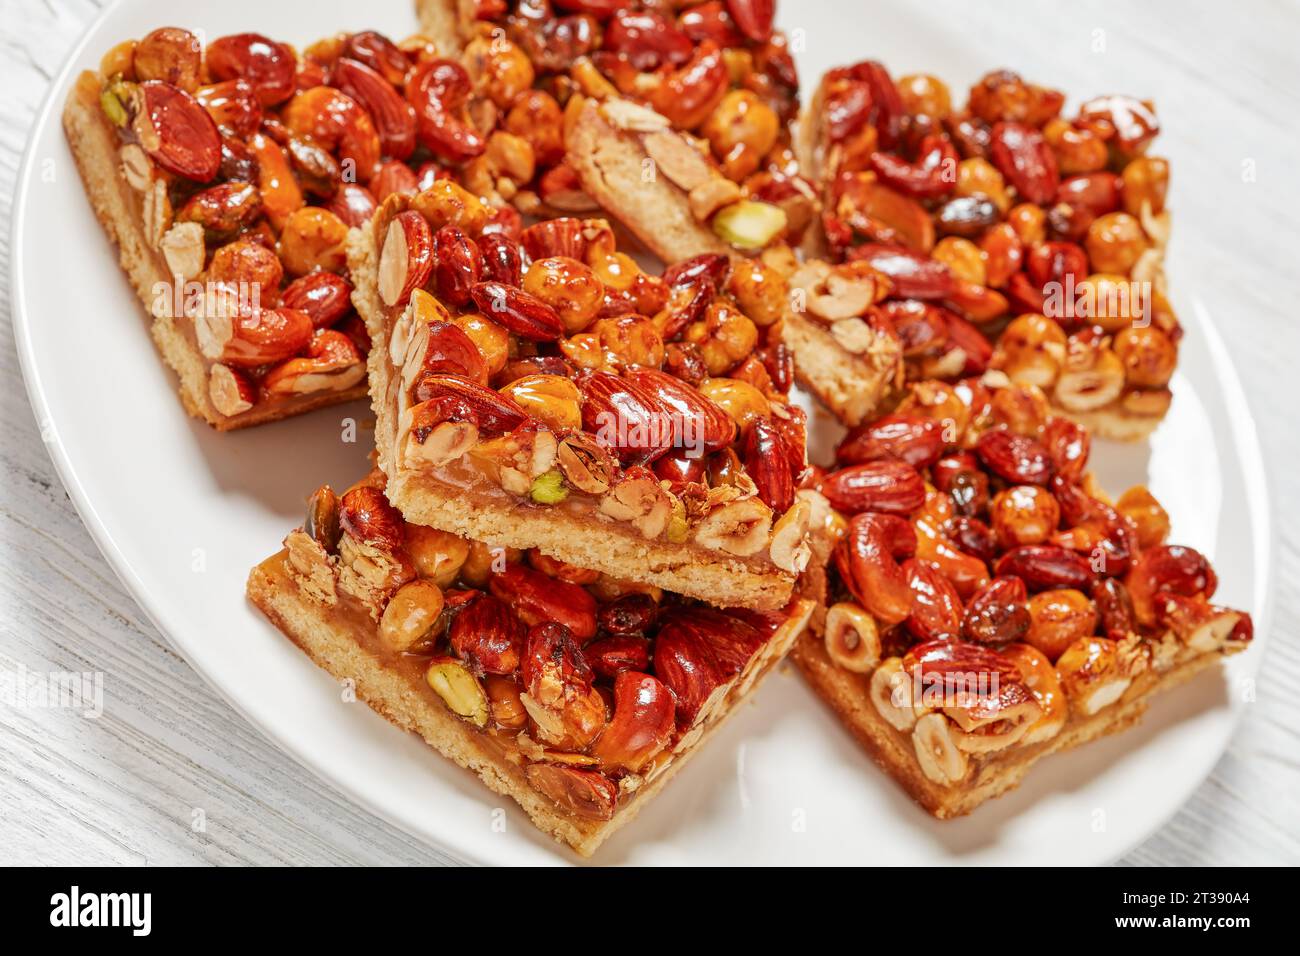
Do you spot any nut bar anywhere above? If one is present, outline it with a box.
[64,28,477,427]
[790,375,1252,817]
[349,187,817,610]
[795,63,1178,440]
[247,472,816,855]
[778,253,903,428]
[415,0,815,261]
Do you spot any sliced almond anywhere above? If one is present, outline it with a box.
[208,363,254,417]
[119,143,153,192]
[600,98,671,132]
[644,130,714,191]
[160,221,205,280]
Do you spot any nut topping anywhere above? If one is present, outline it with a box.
[1054,636,1141,716]
[768,497,812,573]
[525,764,617,821]
[400,401,480,470]
[693,496,772,556]
[425,657,489,727]
[820,459,926,515]
[815,62,1178,430]
[208,363,255,418]
[589,671,675,773]
[489,563,597,642]
[599,467,673,539]
[378,210,434,307]
[793,260,881,322]
[262,330,365,397]
[912,713,968,785]
[134,80,222,182]
[555,432,616,495]
[824,602,881,673]
[119,143,153,191]
[520,622,606,750]
[834,512,916,625]
[450,593,525,674]
[1000,643,1067,745]
[869,657,917,731]
[379,580,445,652]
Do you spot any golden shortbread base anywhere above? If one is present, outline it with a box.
[248,549,813,855]
[792,628,1235,818]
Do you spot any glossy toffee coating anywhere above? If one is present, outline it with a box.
[810,376,1251,786]
[809,64,1178,429]
[93,26,467,415]
[282,474,810,821]
[371,188,816,579]
[445,0,813,251]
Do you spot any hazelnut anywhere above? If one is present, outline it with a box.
[379,580,446,652]
[912,713,968,785]
[824,602,880,673]
[405,525,471,588]
[869,657,917,731]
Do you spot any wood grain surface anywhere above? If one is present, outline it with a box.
[1,0,1296,865]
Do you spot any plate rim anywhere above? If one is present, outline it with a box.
[9,0,1277,867]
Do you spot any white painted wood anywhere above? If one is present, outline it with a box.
[1,0,1296,865]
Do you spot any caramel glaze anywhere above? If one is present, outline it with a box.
[257,550,521,767]
[257,549,807,813]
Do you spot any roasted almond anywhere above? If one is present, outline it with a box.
[489,562,597,641]
[410,375,526,433]
[469,280,564,341]
[449,593,525,675]
[742,417,795,513]
[332,56,416,160]
[819,459,927,515]
[578,370,674,465]
[622,366,735,454]
[378,209,434,307]
[339,486,405,551]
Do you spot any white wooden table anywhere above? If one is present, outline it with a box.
[2,0,1297,865]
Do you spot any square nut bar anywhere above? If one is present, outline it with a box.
[795,62,1178,440]
[417,0,814,261]
[348,187,820,611]
[247,475,816,855]
[61,27,491,427]
[792,377,1252,817]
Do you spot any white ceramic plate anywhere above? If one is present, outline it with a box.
[12,0,1274,865]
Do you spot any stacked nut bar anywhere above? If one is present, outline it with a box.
[791,63,1178,438]
[259,197,825,852]
[406,1,906,445]
[416,0,816,262]
[790,376,1251,816]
